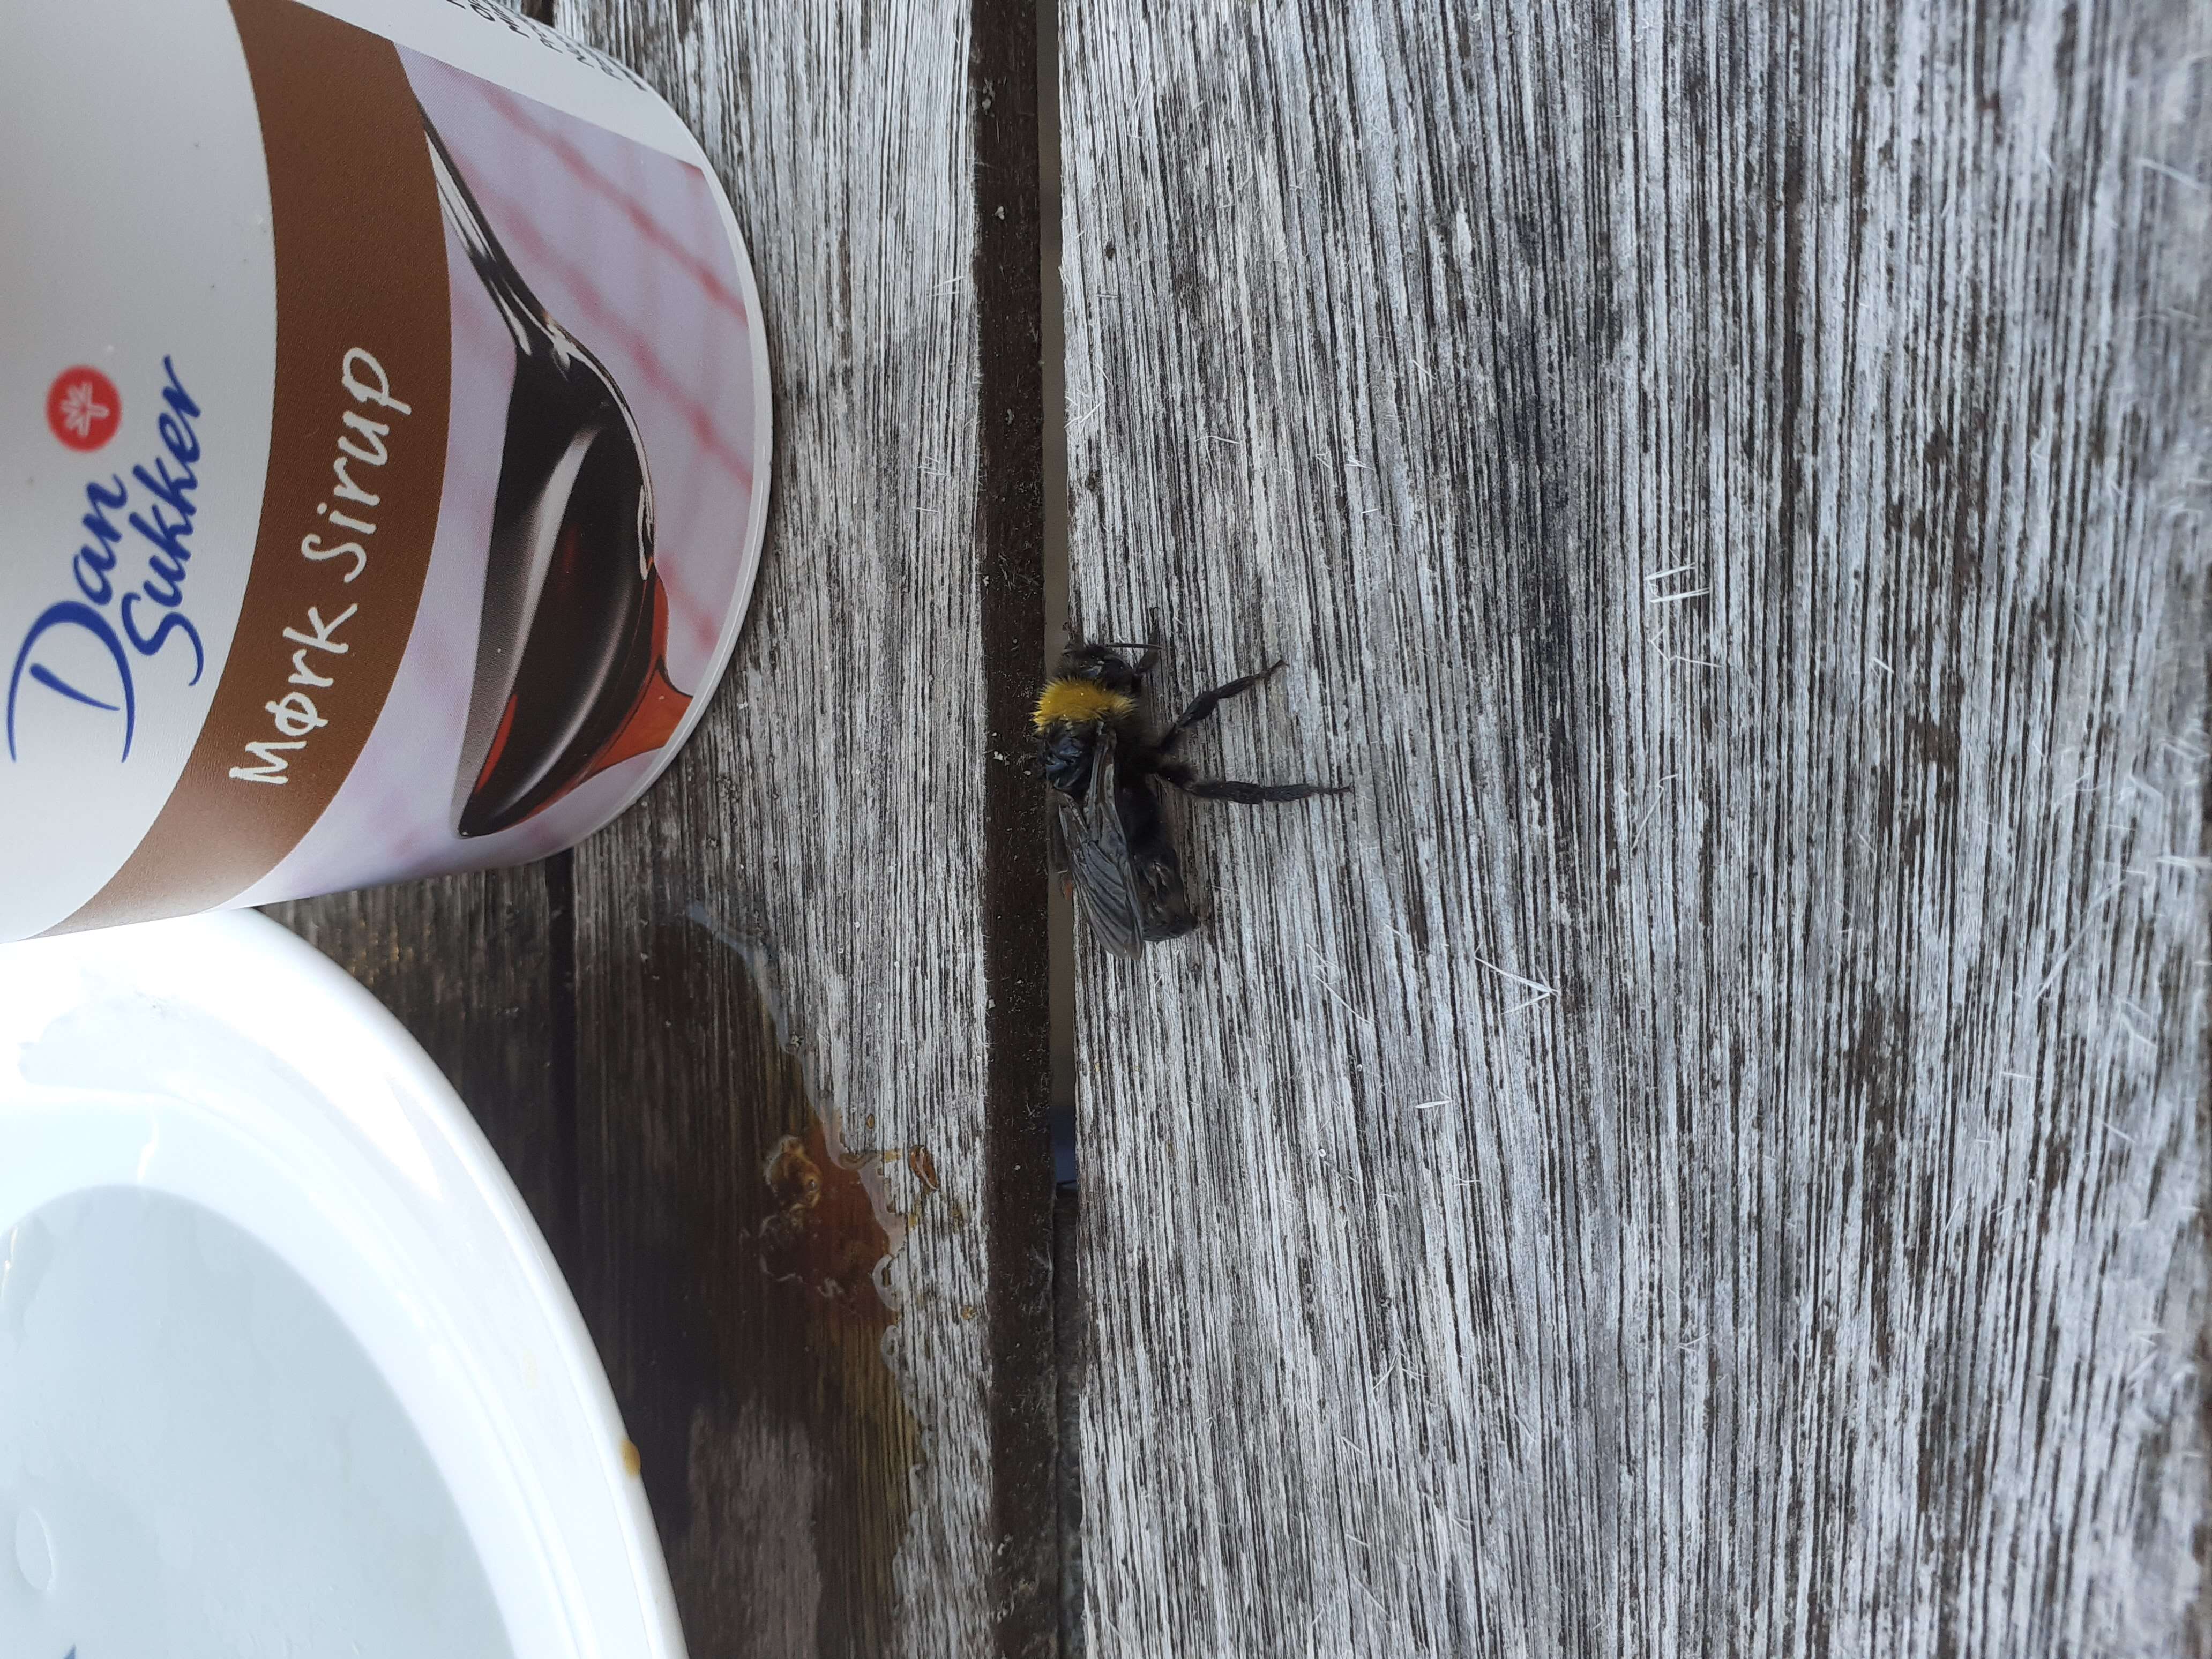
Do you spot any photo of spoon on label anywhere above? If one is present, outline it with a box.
[424,108,695,840]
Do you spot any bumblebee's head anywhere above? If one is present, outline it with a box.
[1056,643,1148,697]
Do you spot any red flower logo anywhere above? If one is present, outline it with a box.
[47,366,122,451]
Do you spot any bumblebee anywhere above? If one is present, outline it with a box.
[1034,640,1346,958]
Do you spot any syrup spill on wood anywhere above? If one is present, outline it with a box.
[908,1143,941,1192]
[585,905,929,1657]
[760,1118,907,1331]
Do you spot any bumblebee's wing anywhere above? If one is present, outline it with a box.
[1057,731,1147,960]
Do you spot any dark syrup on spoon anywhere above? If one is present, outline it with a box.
[423,110,693,839]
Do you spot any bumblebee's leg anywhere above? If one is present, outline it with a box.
[1183,779,1350,803]
[1154,758,1348,803]
[1156,661,1287,753]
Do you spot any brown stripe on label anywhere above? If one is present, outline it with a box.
[61,0,451,932]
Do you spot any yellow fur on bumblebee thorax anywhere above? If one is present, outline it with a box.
[1032,677,1138,730]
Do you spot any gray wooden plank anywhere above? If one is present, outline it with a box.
[268,866,576,1268]
[1059,2,2211,1654]
[549,4,1055,1657]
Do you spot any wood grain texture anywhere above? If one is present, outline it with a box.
[293,0,1053,1653]
[1060,2,2210,1654]
[546,3,1053,1656]
[270,866,574,1251]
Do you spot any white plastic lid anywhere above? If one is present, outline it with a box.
[0,910,683,1657]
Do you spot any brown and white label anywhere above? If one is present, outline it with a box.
[1,0,772,941]
[64,0,453,930]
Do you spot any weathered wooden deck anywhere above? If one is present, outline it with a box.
[279,1,2210,1653]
